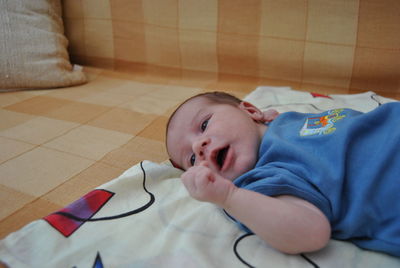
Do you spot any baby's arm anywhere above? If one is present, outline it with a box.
[224,187,331,254]
[181,165,330,254]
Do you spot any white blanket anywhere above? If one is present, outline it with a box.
[1,87,399,267]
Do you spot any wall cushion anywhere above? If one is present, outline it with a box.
[0,0,87,91]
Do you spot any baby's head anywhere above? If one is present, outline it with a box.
[166,91,268,181]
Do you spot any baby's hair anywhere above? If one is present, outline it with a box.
[166,91,242,133]
[190,91,242,105]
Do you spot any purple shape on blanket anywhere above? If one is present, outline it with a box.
[44,189,114,237]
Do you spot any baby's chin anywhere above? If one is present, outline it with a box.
[225,172,247,182]
[226,163,256,181]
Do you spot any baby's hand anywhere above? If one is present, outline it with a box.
[181,163,236,207]
[262,109,279,123]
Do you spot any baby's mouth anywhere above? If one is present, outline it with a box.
[216,146,229,169]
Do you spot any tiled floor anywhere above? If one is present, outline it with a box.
[0,66,398,240]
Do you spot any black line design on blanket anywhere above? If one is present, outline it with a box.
[371,94,383,106]
[233,233,320,268]
[233,233,256,267]
[44,161,155,237]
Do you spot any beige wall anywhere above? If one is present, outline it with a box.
[62,0,400,96]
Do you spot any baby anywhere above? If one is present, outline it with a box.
[166,91,400,256]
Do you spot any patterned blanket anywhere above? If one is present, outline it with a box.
[1,87,399,267]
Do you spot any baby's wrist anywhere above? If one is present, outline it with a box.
[217,183,239,208]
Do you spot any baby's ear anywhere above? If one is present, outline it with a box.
[239,102,279,123]
[239,101,264,122]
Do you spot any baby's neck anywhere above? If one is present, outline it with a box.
[258,123,268,139]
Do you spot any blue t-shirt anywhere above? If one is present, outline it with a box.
[233,102,400,256]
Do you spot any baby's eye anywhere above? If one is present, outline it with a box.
[201,119,209,131]
[190,154,196,166]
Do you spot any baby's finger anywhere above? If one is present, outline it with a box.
[194,167,214,189]
[181,167,209,192]
[199,162,215,182]
[263,109,279,122]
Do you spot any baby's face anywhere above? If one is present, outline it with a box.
[167,97,266,181]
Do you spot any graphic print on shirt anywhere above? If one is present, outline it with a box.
[300,109,346,136]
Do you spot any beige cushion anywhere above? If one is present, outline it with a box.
[0,0,86,91]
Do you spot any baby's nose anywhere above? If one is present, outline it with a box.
[193,137,210,160]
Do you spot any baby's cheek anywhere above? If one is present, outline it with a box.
[236,155,257,175]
